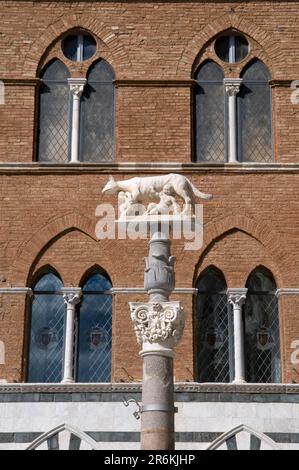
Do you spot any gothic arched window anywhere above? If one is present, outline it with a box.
[238,60,273,162]
[28,271,65,383]
[196,268,232,383]
[76,271,112,383]
[79,60,115,162]
[244,268,281,383]
[37,60,71,163]
[194,61,226,162]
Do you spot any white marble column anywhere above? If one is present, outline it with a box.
[61,288,82,384]
[68,79,86,163]
[224,78,243,163]
[227,288,248,384]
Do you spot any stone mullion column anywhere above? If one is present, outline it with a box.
[68,79,86,163]
[224,78,243,163]
[227,288,248,384]
[61,288,82,384]
[130,233,185,450]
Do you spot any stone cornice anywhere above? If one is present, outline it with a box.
[114,79,196,88]
[270,79,293,88]
[0,287,32,295]
[0,382,299,395]
[0,287,197,295]
[276,288,299,298]
[1,162,299,175]
[1,78,41,87]
[110,287,197,295]
[0,78,294,89]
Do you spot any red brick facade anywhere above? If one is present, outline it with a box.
[0,1,298,384]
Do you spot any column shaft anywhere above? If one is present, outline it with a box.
[141,354,174,450]
[61,289,81,384]
[228,288,247,384]
[68,79,86,163]
[224,79,243,163]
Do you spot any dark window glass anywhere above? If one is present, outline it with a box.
[235,36,249,63]
[214,36,230,63]
[28,272,64,383]
[83,35,97,61]
[62,35,78,62]
[194,62,226,162]
[37,60,70,163]
[244,269,281,383]
[196,268,232,383]
[238,60,272,162]
[62,34,96,62]
[215,34,249,63]
[77,272,112,383]
[80,60,115,162]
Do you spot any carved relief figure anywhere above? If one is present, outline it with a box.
[102,173,212,216]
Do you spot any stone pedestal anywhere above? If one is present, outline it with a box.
[130,232,185,450]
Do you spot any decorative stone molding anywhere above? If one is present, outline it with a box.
[62,289,82,307]
[227,288,248,309]
[276,288,299,298]
[207,424,281,451]
[3,162,299,175]
[224,78,243,97]
[0,288,32,296]
[130,302,185,349]
[114,79,197,88]
[68,78,87,98]
[0,382,299,395]
[27,423,100,451]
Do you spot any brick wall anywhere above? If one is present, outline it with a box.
[0,1,299,384]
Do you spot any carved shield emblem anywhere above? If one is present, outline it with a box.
[257,327,273,351]
[89,327,106,350]
[205,327,222,350]
[206,328,217,347]
[35,327,58,350]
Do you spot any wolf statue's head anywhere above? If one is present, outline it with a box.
[102,176,119,195]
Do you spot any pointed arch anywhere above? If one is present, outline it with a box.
[244,266,281,383]
[37,59,70,163]
[207,424,281,450]
[27,270,65,384]
[31,264,64,289]
[77,269,113,383]
[23,16,130,78]
[80,59,115,162]
[192,215,285,289]
[238,58,273,162]
[12,212,97,286]
[26,423,99,450]
[194,60,226,162]
[240,57,271,81]
[177,14,283,77]
[79,264,112,289]
[195,266,231,383]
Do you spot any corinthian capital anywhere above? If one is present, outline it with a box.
[62,288,82,307]
[227,288,248,309]
[68,78,87,98]
[129,301,185,349]
[224,78,243,97]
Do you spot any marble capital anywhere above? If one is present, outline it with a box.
[227,288,248,309]
[61,288,82,307]
[68,78,87,98]
[129,301,185,354]
[224,78,243,96]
